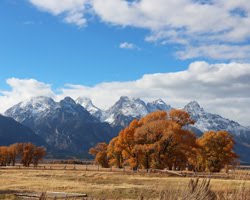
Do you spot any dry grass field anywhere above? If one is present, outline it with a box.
[0,164,250,199]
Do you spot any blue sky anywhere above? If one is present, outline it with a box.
[0,0,250,126]
[0,0,192,89]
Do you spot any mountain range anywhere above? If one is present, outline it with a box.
[2,96,250,162]
[5,96,116,158]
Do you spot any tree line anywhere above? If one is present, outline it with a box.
[89,110,238,172]
[0,143,46,167]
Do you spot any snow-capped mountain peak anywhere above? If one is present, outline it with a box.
[5,96,58,123]
[19,96,57,110]
[61,96,76,105]
[76,97,103,119]
[76,97,97,111]
[108,96,148,118]
[147,99,172,112]
[59,97,82,114]
[103,96,148,125]
[184,101,250,138]
[119,96,130,101]
[76,97,92,107]
[184,101,204,116]
[153,98,165,104]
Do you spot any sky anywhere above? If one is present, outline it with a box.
[0,0,250,126]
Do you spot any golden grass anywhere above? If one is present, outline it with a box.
[0,165,250,199]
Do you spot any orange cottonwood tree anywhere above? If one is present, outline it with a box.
[118,119,142,170]
[0,146,10,166]
[89,110,238,172]
[134,110,197,170]
[33,146,46,167]
[107,110,197,170]
[107,137,123,168]
[89,142,109,168]
[197,131,238,172]
[21,143,36,167]
[8,143,21,166]
[0,143,46,167]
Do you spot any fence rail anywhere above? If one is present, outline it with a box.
[15,192,87,199]
[1,164,250,180]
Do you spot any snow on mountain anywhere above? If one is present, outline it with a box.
[184,101,250,137]
[5,96,59,124]
[103,96,149,126]
[147,99,172,112]
[6,96,250,139]
[5,96,115,156]
[111,96,149,117]
[76,97,103,119]
[102,96,174,128]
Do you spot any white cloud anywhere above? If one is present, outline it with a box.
[28,0,250,60]
[0,78,55,113]
[176,44,250,61]
[1,62,249,126]
[119,42,139,50]
[64,11,87,27]
[29,0,89,27]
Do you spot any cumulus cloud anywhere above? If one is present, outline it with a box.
[119,42,139,50]
[91,0,250,60]
[27,0,250,60]
[1,62,249,126]
[29,0,89,27]
[0,78,55,113]
[176,45,250,61]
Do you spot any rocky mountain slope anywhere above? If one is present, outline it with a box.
[184,101,250,140]
[5,96,115,157]
[76,97,103,120]
[147,99,172,113]
[98,96,172,128]
[0,114,46,146]
[103,96,149,127]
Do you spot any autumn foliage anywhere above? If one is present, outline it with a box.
[0,143,46,167]
[89,142,109,168]
[89,110,238,172]
[197,131,238,172]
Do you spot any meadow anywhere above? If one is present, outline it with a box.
[0,164,250,199]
